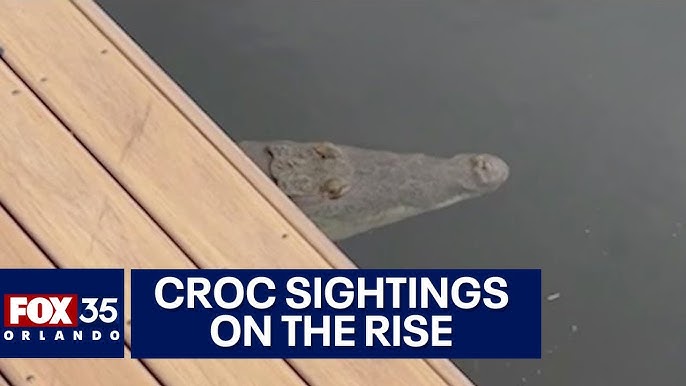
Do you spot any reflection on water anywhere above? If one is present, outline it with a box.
[98,1,686,385]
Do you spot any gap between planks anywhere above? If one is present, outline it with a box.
[0,371,11,386]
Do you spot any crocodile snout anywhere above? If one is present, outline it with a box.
[449,153,509,193]
[470,153,509,190]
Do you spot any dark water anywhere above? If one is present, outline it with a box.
[98,1,686,385]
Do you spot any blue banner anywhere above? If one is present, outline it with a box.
[131,269,541,358]
[0,269,125,358]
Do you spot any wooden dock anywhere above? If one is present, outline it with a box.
[0,1,475,385]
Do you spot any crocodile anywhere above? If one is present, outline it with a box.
[239,140,509,241]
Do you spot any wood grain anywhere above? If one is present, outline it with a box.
[0,62,305,386]
[0,206,160,386]
[70,2,473,383]
[1,358,158,386]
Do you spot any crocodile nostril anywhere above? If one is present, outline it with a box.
[471,155,493,172]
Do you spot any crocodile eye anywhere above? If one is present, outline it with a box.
[313,142,341,159]
[321,178,350,199]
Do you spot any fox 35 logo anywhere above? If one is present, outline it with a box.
[3,294,121,343]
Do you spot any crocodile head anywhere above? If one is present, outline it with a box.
[239,140,509,240]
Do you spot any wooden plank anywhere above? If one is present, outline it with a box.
[0,62,305,386]
[71,2,474,384]
[0,206,160,386]
[1,357,158,386]
[0,1,454,384]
